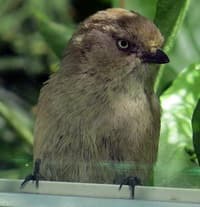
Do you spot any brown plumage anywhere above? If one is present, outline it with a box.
[34,8,169,184]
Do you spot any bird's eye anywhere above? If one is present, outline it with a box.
[117,39,130,50]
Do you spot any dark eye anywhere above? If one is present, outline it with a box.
[117,39,130,50]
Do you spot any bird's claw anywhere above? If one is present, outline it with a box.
[20,158,41,189]
[119,176,142,198]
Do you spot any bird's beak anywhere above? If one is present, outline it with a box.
[142,49,169,64]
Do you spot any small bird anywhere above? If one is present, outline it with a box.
[23,8,169,191]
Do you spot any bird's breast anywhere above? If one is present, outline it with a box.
[94,90,160,163]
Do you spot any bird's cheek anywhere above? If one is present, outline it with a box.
[119,56,140,75]
[128,55,141,68]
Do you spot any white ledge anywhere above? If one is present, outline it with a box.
[0,179,200,204]
[0,179,131,199]
[135,185,200,204]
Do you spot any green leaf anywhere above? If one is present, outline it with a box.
[28,0,74,58]
[0,89,33,145]
[154,0,190,53]
[154,63,200,187]
[112,0,157,19]
[34,12,73,58]
[192,99,200,165]
[154,0,191,95]
[0,101,33,145]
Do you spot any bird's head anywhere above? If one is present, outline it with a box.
[63,8,169,83]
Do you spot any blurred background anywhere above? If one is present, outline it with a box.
[0,0,199,187]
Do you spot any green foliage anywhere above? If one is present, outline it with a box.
[154,0,190,53]
[154,0,191,95]
[0,101,33,145]
[34,12,73,58]
[0,0,199,188]
[192,99,200,165]
[155,63,200,187]
[0,0,54,178]
[113,0,157,19]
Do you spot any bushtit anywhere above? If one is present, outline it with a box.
[27,8,169,188]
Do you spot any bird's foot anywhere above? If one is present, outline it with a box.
[20,158,41,189]
[119,176,142,198]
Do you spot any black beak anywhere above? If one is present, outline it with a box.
[142,49,169,64]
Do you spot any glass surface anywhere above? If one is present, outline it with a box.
[0,158,200,189]
[0,0,199,194]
